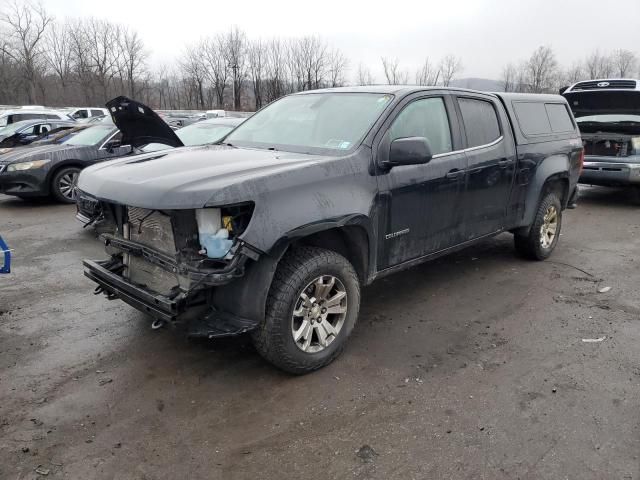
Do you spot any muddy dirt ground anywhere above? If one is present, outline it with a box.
[1,187,639,479]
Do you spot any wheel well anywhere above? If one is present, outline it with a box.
[292,226,369,283]
[542,175,570,207]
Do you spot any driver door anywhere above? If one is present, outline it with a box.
[376,94,467,270]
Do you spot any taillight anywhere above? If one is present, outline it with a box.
[578,148,584,174]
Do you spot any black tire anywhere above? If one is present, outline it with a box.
[514,191,562,260]
[251,246,361,374]
[51,166,81,204]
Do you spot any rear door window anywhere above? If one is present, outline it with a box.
[458,98,501,148]
[90,109,104,117]
[389,97,453,155]
[545,103,574,133]
[513,102,552,136]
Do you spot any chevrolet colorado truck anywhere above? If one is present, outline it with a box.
[78,88,582,374]
[562,79,640,192]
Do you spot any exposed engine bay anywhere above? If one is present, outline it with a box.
[581,133,639,158]
[84,197,259,326]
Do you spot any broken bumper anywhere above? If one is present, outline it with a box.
[84,258,181,321]
[83,258,259,336]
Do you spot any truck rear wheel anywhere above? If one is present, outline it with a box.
[251,246,360,374]
[514,191,562,260]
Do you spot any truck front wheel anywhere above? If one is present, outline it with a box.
[251,246,361,374]
[514,191,562,260]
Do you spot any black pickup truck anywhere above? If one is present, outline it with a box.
[78,87,582,373]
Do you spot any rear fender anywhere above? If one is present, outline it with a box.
[518,154,569,232]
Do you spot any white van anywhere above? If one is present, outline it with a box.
[205,109,226,119]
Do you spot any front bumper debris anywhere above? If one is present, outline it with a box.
[83,258,260,336]
[84,258,181,321]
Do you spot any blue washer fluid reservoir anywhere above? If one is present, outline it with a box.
[199,228,233,259]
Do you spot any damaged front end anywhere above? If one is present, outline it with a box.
[83,198,262,337]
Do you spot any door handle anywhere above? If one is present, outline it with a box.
[498,159,514,168]
[445,169,463,180]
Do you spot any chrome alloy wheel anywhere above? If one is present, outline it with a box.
[540,204,558,249]
[291,275,348,353]
[59,171,79,201]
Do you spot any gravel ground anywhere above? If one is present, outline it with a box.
[0,187,639,480]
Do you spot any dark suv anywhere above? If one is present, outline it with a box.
[78,88,582,373]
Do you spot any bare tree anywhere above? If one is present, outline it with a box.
[85,18,122,101]
[381,57,408,85]
[327,48,348,87]
[43,20,72,96]
[612,49,637,78]
[264,38,286,102]
[439,54,462,87]
[563,61,585,86]
[181,43,207,108]
[202,36,229,108]
[355,62,374,86]
[525,46,558,93]
[415,57,438,86]
[1,0,52,103]
[501,63,518,92]
[223,26,247,109]
[585,50,613,79]
[247,39,265,109]
[118,27,147,98]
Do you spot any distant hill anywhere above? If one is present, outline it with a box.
[450,78,504,92]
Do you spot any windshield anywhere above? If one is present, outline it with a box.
[176,122,236,146]
[64,125,115,146]
[225,93,393,153]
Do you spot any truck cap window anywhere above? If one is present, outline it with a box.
[458,98,501,148]
[514,101,575,136]
[225,93,393,154]
[545,103,574,133]
[389,97,452,155]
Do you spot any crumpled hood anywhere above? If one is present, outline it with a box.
[0,143,92,164]
[77,144,327,209]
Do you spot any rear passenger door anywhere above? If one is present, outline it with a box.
[455,95,516,240]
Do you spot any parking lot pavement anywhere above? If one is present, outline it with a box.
[0,187,639,479]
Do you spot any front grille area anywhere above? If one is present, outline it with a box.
[125,207,179,295]
[572,80,637,91]
[127,207,176,254]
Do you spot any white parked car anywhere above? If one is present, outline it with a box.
[0,109,71,128]
[68,107,109,121]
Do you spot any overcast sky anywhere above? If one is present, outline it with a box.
[41,0,640,82]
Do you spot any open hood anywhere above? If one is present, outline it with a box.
[563,90,640,118]
[106,96,184,149]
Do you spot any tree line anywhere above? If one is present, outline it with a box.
[1,1,638,111]
[501,46,638,93]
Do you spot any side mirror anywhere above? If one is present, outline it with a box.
[105,140,121,153]
[386,137,433,168]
